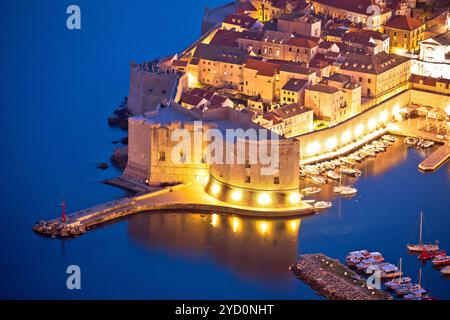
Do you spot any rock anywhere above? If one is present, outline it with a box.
[97,162,109,170]
[108,116,120,126]
[61,230,69,237]
[69,229,78,236]
[111,147,128,170]
[121,137,128,145]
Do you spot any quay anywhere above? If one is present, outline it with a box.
[419,143,450,172]
[290,254,392,300]
[32,183,316,238]
[388,118,450,171]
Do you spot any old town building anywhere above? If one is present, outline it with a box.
[384,15,425,53]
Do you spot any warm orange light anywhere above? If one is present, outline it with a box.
[355,124,364,136]
[307,141,321,155]
[211,214,219,227]
[379,111,388,123]
[342,130,352,143]
[289,192,301,204]
[231,190,243,202]
[257,193,271,205]
[211,183,221,195]
[325,137,337,151]
[368,118,377,130]
[258,221,269,235]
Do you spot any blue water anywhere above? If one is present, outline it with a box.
[0,0,449,299]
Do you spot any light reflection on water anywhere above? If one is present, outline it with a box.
[129,213,302,281]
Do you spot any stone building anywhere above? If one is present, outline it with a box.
[281,78,309,104]
[259,103,314,137]
[277,12,322,37]
[305,84,349,124]
[310,0,393,31]
[338,51,411,98]
[190,43,249,89]
[384,15,425,54]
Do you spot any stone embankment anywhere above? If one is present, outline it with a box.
[290,254,392,300]
[111,147,128,170]
[32,220,86,238]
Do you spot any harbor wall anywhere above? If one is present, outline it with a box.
[296,90,412,160]
[410,89,450,110]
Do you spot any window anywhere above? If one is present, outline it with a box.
[245,176,251,183]
[158,151,165,161]
[274,177,280,185]
[245,160,251,169]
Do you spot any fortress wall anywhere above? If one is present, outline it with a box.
[296,90,412,160]
[123,118,154,182]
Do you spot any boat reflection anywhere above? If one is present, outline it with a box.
[128,213,301,281]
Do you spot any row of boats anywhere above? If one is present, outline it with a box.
[346,250,431,300]
[405,136,435,149]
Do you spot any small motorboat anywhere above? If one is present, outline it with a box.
[403,288,428,300]
[382,135,396,142]
[419,249,446,261]
[405,137,418,146]
[340,168,362,177]
[314,201,332,210]
[431,256,450,267]
[378,263,403,279]
[310,176,327,185]
[326,170,340,181]
[357,259,384,272]
[346,250,384,267]
[340,186,358,196]
[385,277,412,290]
[303,166,319,176]
[441,266,450,275]
[396,283,425,297]
[301,186,321,195]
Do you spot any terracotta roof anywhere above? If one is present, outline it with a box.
[312,0,389,15]
[385,15,424,31]
[172,60,188,67]
[409,74,450,87]
[309,57,331,69]
[210,29,241,47]
[223,14,257,29]
[265,103,312,122]
[193,43,248,65]
[278,12,321,24]
[279,63,314,75]
[239,30,265,41]
[262,30,293,44]
[340,51,410,75]
[245,58,281,77]
[235,1,257,14]
[282,78,309,92]
[286,36,319,48]
[180,92,206,107]
[210,95,228,106]
[308,84,340,94]
[191,88,216,101]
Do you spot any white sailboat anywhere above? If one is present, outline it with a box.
[407,211,439,253]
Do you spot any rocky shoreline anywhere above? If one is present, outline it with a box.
[107,97,130,130]
[32,220,86,238]
[290,254,392,300]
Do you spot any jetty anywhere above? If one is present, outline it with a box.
[33,183,316,238]
[290,254,392,300]
[419,143,450,172]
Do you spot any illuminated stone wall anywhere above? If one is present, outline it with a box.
[297,89,412,160]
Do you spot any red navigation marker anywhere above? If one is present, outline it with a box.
[61,201,66,223]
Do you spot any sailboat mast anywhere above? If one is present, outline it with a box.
[399,258,402,280]
[419,211,423,246]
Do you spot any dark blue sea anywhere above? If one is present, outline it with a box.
[0,0,449,299]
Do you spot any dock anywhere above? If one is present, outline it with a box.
[290,254,392,300]
[419,143,450,172]
[33,183,316,238]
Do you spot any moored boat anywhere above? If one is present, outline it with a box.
[441,266,450,275]
[301,186,321,195]
[378,263,403,279]
[419,249,446,261]
[314,201,332,210]
[431,256,450,267]
[407,211,440,253]
[346,250,384,267]
[326,170,340,181]
[310,176,327,185]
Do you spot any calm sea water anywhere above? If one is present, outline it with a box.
[1,0,449,299]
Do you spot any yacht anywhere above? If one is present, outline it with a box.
[326,170,340,181]
[314,201,332,210]
[441,266,450,275]
[310,176,327,185]
[301,187,321,195]
[431,256,450,267]
[407,211,440,253]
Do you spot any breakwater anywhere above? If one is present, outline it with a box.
[290,254,392,300]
